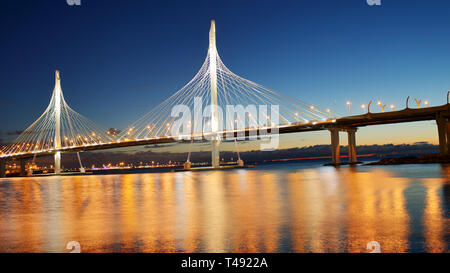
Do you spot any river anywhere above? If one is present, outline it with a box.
[0,161,448,252]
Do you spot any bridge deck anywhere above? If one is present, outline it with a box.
[2,104,448,161]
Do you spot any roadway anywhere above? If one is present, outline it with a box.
[2,103,449,161]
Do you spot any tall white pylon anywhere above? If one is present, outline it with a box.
[0,70,113,170]
[209,20,220,168]
[120,20,338,165]
[54,70,62,174]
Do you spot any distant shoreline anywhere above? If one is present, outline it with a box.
[365,154,450,165]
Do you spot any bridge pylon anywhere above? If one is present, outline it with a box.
[54,70,63,174]
[209,20,220,168]
[0,70,113,175]
[120,20,336,168]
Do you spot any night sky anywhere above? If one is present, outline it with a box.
[1,0,450,147]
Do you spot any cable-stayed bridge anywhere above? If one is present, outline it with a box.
[1,20,450,177]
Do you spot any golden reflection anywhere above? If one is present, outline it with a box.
[139,174,159,251]
[227,170,259,252]
[157,173,177,252]
[179,172,201,252]
[287,172,309,252]
[200,171,227,252]
[0,164,448,253]
[258,173,281,252]
[345,168,410,252]
[119,174,139,251]
[422,178,447,252]
[14,178,45,252]
[288,168,346,252]
[60,175,115,252]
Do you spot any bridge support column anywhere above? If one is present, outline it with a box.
[184,161,192,170]
[446,122,450,156]
[329,128,340,165]
[436,116,448,155]
[347,128,358,164]
[0,160,5,178]
[19,159,26,177]
[54,152,61,174]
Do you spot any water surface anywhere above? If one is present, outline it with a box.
[0,162,448,252]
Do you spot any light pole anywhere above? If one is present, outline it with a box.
[361,104,366,113]
[378,101,387,112]
[414,97,421,108]
[346,101,351,113]
[390,104,396,111]
[424,101,429,107]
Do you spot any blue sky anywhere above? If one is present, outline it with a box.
[1,0,449,147]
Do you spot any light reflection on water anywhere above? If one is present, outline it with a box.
[0,163,448,253]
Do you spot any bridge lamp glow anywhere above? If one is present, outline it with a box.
[310,106,315,110]
[390,104,395,111]
[424,101,429,107]
[346,101,351,113]
[377,101,387,112]
[326,109,330,113]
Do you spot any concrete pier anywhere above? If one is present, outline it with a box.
[19,159,26,177]
[347,128,358,164]
[329,128,340,165]
[329,127,358,165]
[436,114,450,156]
[0,160,5,178]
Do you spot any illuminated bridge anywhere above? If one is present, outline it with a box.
[1,21,449,177]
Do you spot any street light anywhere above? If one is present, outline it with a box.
[361,104,366,113]
[346,101,351,113]
[390,104,395,111]
[414,97,422,108]
[424,101,429,107]
[378,101,386,112]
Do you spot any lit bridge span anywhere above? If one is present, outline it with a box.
[2,20,450,177]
